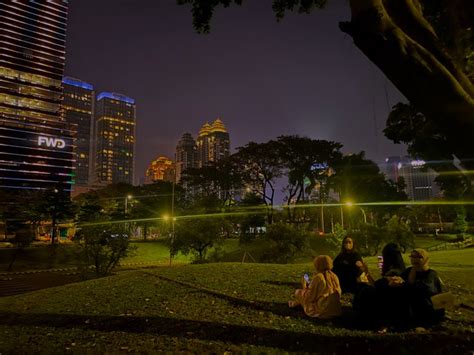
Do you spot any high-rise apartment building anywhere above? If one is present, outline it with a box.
[95,92,136,184]
[175,132,197,182]
[145,156,174,184]
[0,0,74,191]
[62,77,94,186]
[385,156,440,201]
[196,118,230,167]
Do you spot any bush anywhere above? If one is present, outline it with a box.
[172,218,224,263]
[260,222,309,263]
[325,223,346,252]
[74,224,135,275]
[384,216,415,252]
[453,207,468,235]
[351,223,385,256]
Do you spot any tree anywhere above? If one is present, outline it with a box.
[453,206,468,235]
[75,224,133,275]
[75,194,135,275]
[36,188,76,244]
[238,192,267,244]
[129,182,181,239]
[384,102,473,197]
[276,135,342,221]
[233,141,284,223]
[384,215,415,252]
[178,0,474,168]
[261,222,309,263]
[351,223,386,256]
[171,218,224,263]
[330,152,407,224]
[181,158,242,208]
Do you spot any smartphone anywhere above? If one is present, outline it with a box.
[304,273,310,284]
[377,256,384,270]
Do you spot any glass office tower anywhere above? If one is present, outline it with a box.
[95,92,136,184]
[0,0,75,191]
[62,77,94,186]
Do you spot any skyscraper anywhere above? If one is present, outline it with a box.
[95,92,136,185]
[175,132,197,182]
[62,77,94,186]
[0,0,74,191]
[384,156,440,201]
[196,118,230,167]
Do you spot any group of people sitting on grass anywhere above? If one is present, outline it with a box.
[288,236,448,331]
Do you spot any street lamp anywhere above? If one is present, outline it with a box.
[125,194,133,215]
[345,201,369,250]
[344,201,367,223]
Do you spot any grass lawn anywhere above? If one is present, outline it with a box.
[0,249,473,353]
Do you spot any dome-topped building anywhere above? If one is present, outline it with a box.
[210,118,227,133]
[198,122,212,136]
[196,118,230,167]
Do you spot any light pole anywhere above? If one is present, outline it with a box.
[125,194,133,215]
[340,205,344,229]
[169,155,177,266]
[344,201,367,223]
[345,201,368,249]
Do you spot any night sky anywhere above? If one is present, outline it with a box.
[65,0,407,183]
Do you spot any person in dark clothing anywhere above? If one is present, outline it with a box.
[333,236,365,294]
[381,243,406,277]
[367,243,411,330]
[401,248,444,327]
[353,243,408,329]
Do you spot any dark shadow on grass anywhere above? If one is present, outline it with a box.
[260,280,300,288]
[152,274,365,329]
[0,311,471,354]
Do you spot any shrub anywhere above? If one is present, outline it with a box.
[260,222,309,263]
[453,207,468,235]
[326,223,346,252]
[171,218,224,263]
[74,224,135,275]
[383,216,415,253]
[351,223,385,256]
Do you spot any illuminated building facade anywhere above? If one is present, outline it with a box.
[196,118,230,167]
[145,156,174,184]
[62,77,94,186]
[385,156,440,201]
[175,132,197,182]
[0,0,75,191]
[95,92,135,184]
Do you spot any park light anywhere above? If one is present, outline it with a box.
[162,214,170,221]
[127,194,133,199]
[345,201,354,207]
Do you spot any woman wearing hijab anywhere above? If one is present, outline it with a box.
[333,236,366,293]
[401,248,444,327]
[288,255,342,319]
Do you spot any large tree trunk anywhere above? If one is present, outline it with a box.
[340,0,474,166]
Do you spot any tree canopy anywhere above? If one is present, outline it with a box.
[178,0,474,170]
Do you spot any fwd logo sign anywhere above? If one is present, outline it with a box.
[37,136,66,149]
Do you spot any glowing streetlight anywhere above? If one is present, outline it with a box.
[125,194,133,215]
[344,201,367,223]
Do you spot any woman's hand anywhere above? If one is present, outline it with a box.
[387,276,405,287]
[355,261,364,269]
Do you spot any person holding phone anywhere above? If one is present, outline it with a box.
[288,255,342,319]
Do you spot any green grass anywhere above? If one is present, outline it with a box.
[0,249,473,353]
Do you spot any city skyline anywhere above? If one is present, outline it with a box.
[64,0,408,183]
